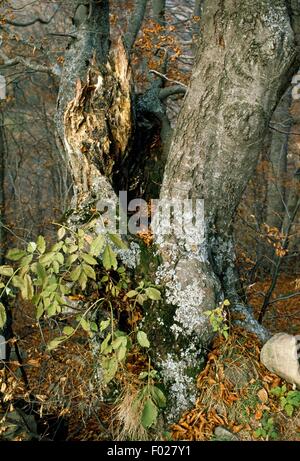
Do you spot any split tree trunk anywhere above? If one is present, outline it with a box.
[56,0,300,423]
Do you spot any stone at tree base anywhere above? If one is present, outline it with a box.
[260,333,300,388]
[214,426,239,441]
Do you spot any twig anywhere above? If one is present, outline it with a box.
[149,69,187,88]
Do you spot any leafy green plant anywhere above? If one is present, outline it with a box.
[0,222,165,434]
[135,364,166,429]
[204,299,230,339]
[254,414,278,440]
[271,385,300,417]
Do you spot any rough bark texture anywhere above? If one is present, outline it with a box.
[55,1,132,214]
[147,0,298,421]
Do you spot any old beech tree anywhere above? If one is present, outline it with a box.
[2,0,300,420]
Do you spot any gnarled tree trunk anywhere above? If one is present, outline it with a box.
[55,0,300,423]
[145,0,299,421]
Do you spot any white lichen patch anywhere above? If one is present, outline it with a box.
[160,344,202,422]
[117,241,140,269]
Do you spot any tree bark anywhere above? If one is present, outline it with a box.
[55,0,132,217]
[146,0,298,421]
[55,0,299,423]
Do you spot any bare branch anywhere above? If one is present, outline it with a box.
[0,46,60,76]
[159,84,186,100]
[269,291,300,304]
[149,69,187,88]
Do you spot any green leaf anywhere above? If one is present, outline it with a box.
[70,265,81,282]
[63,326,75,336]
[82,263,96,280]
[108,233,128,250]
[36,235,46,254]
[103,356,118,384]
[68,244,78,254]
[0,265,14,277]
[57,227,66,241]
[223,330,229,340]
[136,294,146,305]
[20,254,33,268]
[27,242,37,253]
[36,303,44,320]
[285,403,294,417]
[47,337,64,351]
[21,274,34,300]
[66,254,79,266]
[0,302,7,329]
[112,336,126,351]
[6,248,27,261]
[270,386,282,397]
[55,252,64,265]
[145,287,161,301]
[81,253,98,265]
[126,290,138,298]
[139,372,149,380]
[78,271,88,290]
[51,242,64,252]
[12,275,25,290]
[89,235,105,257]
[103,244,118,270]
[137,331,150,348]
[36,262,46,282]
[39,252,55,266]
[141,399,158,428]
[47,303,57,317]
[100,319,110,332]
[101,333,112,353]
[117,345,127,362]
[80,318,90,332]
[90,322,98,332]
[52,260,60,274]
[151,386,166,408]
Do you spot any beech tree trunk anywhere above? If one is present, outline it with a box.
[55,0,300,422]
[145,0,299,420]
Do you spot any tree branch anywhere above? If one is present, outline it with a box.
[0,48,60,76]
[124,0,148,55]
[149,69,187,88]
[159,84,186,100]
[152,0,166,26]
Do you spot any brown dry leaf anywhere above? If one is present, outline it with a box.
[255,409,263,420]
[257,388,268,403]
[27,359,40,367]
[232,424,244,433]
[227,394,239,402]
[271,377,282,387]
[263,375,274,383]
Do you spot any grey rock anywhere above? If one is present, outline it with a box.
[260,333,300,388]
[214,426,239,441]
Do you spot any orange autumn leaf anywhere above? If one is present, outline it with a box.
[255,409,263,420]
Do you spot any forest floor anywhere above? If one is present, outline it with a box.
[1,275,300,441]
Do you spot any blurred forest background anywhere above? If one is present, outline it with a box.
[0,0,300,442]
